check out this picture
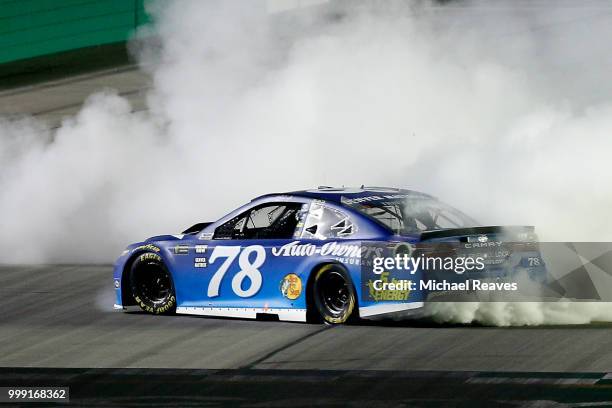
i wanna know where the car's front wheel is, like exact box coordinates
[129,252,176,314]
[312,264,356,324]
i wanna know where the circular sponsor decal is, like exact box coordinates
[280,274,302,300]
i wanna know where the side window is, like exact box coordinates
[247,205,286,229]
[213,203,305,240]
[213,213,247,240]
[301,202,356,240]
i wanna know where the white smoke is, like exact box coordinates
[420,267,612,326]
[425,301,612,326]
[1,0,612,272]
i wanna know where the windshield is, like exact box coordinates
[342,195,478,235]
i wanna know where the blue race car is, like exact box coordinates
[113,187,543,324]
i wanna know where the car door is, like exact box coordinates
[178,200,311,312]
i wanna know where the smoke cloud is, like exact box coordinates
[425,301,612,326]
[2,0,612,268]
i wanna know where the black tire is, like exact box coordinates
[129,252,176,314]
[312,264,356,324]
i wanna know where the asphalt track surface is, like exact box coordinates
[2,264,612,406]
[0,65,148,128]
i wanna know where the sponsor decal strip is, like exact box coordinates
[176,306,306,322]
[174,245,189,255]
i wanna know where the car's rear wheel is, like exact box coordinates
[129,252,176,314]
[312,264,356,324]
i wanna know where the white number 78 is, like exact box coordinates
[207,245,265,298]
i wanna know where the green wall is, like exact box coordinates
[0,0,151,64]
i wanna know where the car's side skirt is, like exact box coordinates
[359,302,425,318]
[176,306,307,322]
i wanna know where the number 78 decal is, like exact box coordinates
[207,245,266,298]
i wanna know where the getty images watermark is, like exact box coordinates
[362,242,612,302]
[370,253,518,292]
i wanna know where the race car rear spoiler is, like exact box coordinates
[420,225,535,241]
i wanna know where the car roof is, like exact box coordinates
[254,186,435,203]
